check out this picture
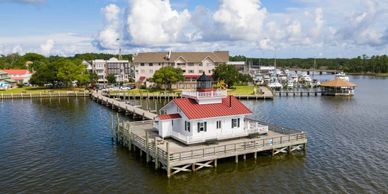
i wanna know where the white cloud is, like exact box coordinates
[213,0,267,41]
[126,0,191,46]
[95,4,121,50]
[3,0,388,58]
[40,39,54,55]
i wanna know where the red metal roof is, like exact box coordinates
[2,69,31,75]
[158,113,182,120]
[173,96,252,120]
[139,76,146,82]
[184,74,200,79]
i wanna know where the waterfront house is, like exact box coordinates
[320,78,357,96]
[154,73,268,144]
[132,51,229,89]
[1,69,32,84]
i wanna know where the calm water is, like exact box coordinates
[1,76,388,194]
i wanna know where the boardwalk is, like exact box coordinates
[0,91,90,99]
[113,119,307,178]
[274,91,322,97]
[91,92,157,120]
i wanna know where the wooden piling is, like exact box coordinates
[146,131,150,163]
[154,137,159,169]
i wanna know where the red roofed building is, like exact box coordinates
[155,73,268,144]
[1,69,32,84]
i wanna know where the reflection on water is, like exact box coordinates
[0,76,387,193]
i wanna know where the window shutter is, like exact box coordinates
[204,122,207,132]
[238,118,240,127]
[197,122,200,133]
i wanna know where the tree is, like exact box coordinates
[29,61,59,86]
[89,72,98,85]
[107,74,116,84]
[149,66,184,89]
[213,64,240,88]
[56,59,90,87]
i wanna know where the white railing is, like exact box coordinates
[181,90,227,99]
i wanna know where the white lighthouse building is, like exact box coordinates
[154,73,268,145]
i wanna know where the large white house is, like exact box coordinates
[154,73,268,144]
[132,51,229,84]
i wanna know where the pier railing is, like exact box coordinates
[181,90,227,99]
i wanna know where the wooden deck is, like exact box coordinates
[91,92,157,120]
[274,91,322,97]
[113,119,307,178]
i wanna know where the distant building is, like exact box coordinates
[1,69,32,84]
[227,61,248,74]
[132,51,229,87]
[86,58,132,83]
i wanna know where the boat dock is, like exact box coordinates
[274,91,323,97]
[112,119,307,178]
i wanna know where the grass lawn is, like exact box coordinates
[227,86,256,96]
[0,87,87,94]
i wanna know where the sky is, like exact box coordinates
[1,0,388,58]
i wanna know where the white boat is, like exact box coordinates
[300,74,312,83]
[268,80,283,89]
[287,80,294,89]
[335,72,349,81]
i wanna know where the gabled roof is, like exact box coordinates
[133,51,229,63]
[321,78,357,87]
[158,113,182,120]
[172,96,252,120]
[2,69,31,75]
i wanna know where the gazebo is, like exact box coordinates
[320,78,357,96]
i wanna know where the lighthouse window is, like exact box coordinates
[232,118,240,128]
[216,120,222,129]
[185,121,191,132]
[197,122,207,132]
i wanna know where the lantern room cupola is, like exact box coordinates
[197,72,213,92]
[181,72,227,105]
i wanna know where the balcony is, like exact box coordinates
[181,90,227,100]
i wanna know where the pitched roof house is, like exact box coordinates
[132,51,229,84]
[154,73,268,144]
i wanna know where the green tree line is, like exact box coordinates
[230,54,388,73]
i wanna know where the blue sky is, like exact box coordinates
[0,0,387,58]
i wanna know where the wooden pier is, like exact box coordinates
[112,118,307,178]
[0,91,90,99]
[91,92,157,120]
[274,91,322,97]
